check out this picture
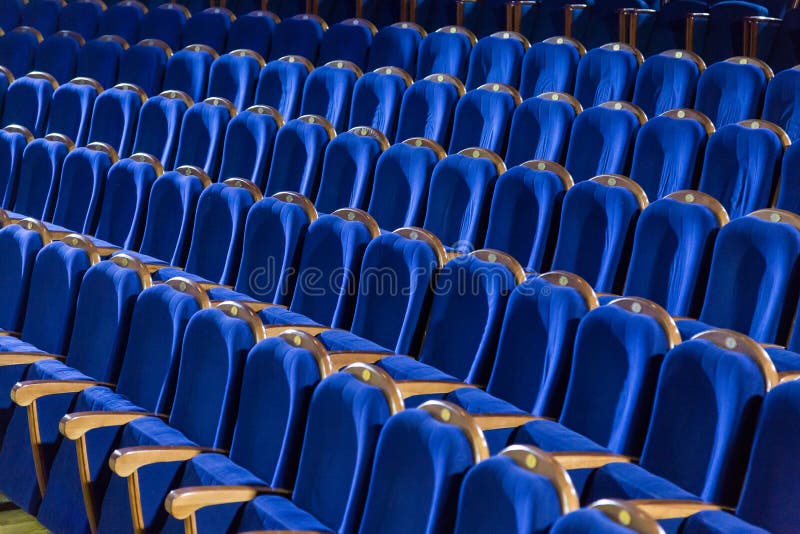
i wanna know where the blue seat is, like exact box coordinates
[76,35,127,89]
[173,97,237,177]
[449,84,520,154]
[632,49,703,119]
[348,66,410,140]
[505,93,579,167]
[86,83,146,158]
[366,22,425,76]
[484,161,572,272]
[20,0,60,36]
[394,74,463,146]
[45,77,102,147]
[117,38,172,97]
[633,0,709,56]
[697,0,769,64]
[299,60,360,132]
[1,72,57,138]
[694,57,771,128]
[98,0,146,44]
[217,104,282,189]
[423,148,504,253]
[0,221,50,333]
[206,49,264,111]
[777,141,800,214]
[574,43,641,109]
[34,31,83,85]
[225,10,278,58]
[551,175,647,293]
[0,26,43,78]
[367,138,443,230]
[269,14,325,62]
[416,25,475,81]
[263,114,335,198]
[317,18,375,69]
[254,55,312,121]
[623,191,726,317]
[130,89,191,170]
[564,101,645,183]
[0,125,33,209]
[58,0,103,39]
[139,2,188,51]
[698,120,786,219]
[550,500,671,533]
[163,44,216,103]
[180,7,234,53]
[465,31,528,90]
[11,134,71,221]
[0,0,21,31]
[761,7,800,72]
[314,126,388,213]
[572,0,650,49]
[519,36,584,99]
[762,66,800,142]
[0,65,11,113]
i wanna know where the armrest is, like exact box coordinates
[626,499,729,519]
[60,411,167,440]
[0,352,63,366]
[0,330,21,337]
[264,324,332,337]
[472,413,543,430]
[550,451,635,470]
[198,282,233,291]
[685,12,710,51]
[165,485,291,520]
[395,380,478,398]
[744,15,782,24]
[110,445,226,477]
[11,379,113,406]
[146,263,176,273]
[564,3,589,37]
[328,350,393,367]
[780,371,800,383]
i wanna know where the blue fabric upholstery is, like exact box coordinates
[254,57,309,122]
[58,1,102,39]
[777,142,800,214]
[0,126,30,209]
[12,136,69,221]
[2,75,55,138]
[21,0,59,36]
[76,37,125,89]
[118,42,170,97]
[139,5,187,50]
[505,95,576,167]
[269,15,324,62]
[87,86,144,158]
[51,145,114,234]
[46,81,100,147]
[632,52,701,118]
[315,129,384,213]
[574,46,639,109]
[366,23,423,76]
[423,152,499,252]
[317,20,373,69]
[395,77,460,146]
[551,508,645,533]
[300,64,358,133]
[699,1,768,64]
[763,7,800,72]
[449,86,516,154]
[207,52,261,111]
[763,68,800,142]
[180,8,231,52]
[0,29,38,78]
[0,224,45,332]
[551,179,642,293]
[173,100,233,177]
[263,117,331,198]
[98,2,145,44]
[225,12,276,58]
[416,30,472,80]
[519,39,581,99]
[0,0,20,31]
[34,32,81,85]
[131,92,189,170]
[163,47,215,103]
[348,70,407,139]
[572,0,649,49]
[367,141,440,230]
[484,165,567,273]
[698,122,783,219]
[218,107,280,189]
[564,105,641,183]
[465,34,525,90]
[630,114,708,199]
[694,59,768,128]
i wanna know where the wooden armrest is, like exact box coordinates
[328,350,393,367]
[59,411,167,440]
[759,343,784,349]
[165,485,291,520]
[197,282,233,291]
[145,263,175,273]
[687,12,709,19]
[264,324,332,337]
[550,451,634,470]
[596,292,619,298]
[0,330,21,337]
[395,380,477,398]
[627,499,729,520]
[671,315,693,321]
[94,245,120,257]
[11,379,113,406]
[780,371,800,383]
[109,445,226,477]
[0,352,63,366]
[472,413,543,430]
[631,8,656,13]
[209,301,286,312]
[743,15,782,24]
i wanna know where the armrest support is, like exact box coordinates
[165,485,291,520]
[60,411,167,440]
[11,380,113,406]
[685,12,709,51]
[565,3,589,37]
[264,324,332,337]
[472,413,543,430]
[626,499,729,519]
[395,380,478,398]
[110,445,226,477]
[550,451,635,470]
[328,350,393,367]
[0,352,64,366]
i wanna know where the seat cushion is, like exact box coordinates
[238,494,331,532]
[583,461,701,504]
[376,355,458,381]
[258,306,321,327]
[682,510,770,534]
[676,318,714,340]
[317,329,392,352]
[512,419,610,453]
[765,347,800,372]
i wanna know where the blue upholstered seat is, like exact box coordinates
[12,134,71,221]
[504,93,578,167]
[761,7,800,72]
[87,84,145,158]
[76,36,127,89]
[1,73,57,138]
[131,90,191,170]
[58,0,103,39]
[217,105,282,189]
[348,67,409,140]
[394,74,462,146]
[572,0,649,49]
[225,11,277,58]
[632,50,703,119]
[763,67,800,142]
[449,84,519,154]
[139,3,188,51]
[46,79,101,147]
[98,1,145,44]
[0,222,49,333]
[697,1,769,64]
[0,0,21,31]
[317,18,374,69]
[551,502,666,533]
[634,0,708,56]
[694,57,771,128]
[366,22,424,76]
[263,115,334,198]
[465,31,527,90]
[299,61,360,133]
[173,97,236,177]
[21,0,60,36]
[206,49,264,111]
[574,43,640,109]
[0,27,41,78]
[0,125,32,209]
[416,26,475,81]
[180,7,233,53]
[163,44,216,103]
[269,14,325,62]
[254,55,311,122]
[34,31,82,85]
[519,37,583,99]
[117,39,171,97]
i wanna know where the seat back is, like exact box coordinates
[254,55,311,122]
[131,89,191,170]
[574,43,642,109]
[207,49,264,111]
[21,0,60,36]
[0,125,33,209]
[117,38,172,96]
[76,35,128,89]
[98,0,145,44]
[34,31,83,85]
[395,74,463,146]
[300,61,360,132]
[163,44,217,102]
[180,7,233,53]
[348,67,410,140]
[58,0,103,39]
[12,134,72,220]
[317,18,374,69]
[46,77,102,146]
[173,96,237,177]
[2,72,58,138]
[694,57,771,128]
[366,22,425,76]
[87,83,146,158]
[700,1,768,64]
[416,26,475,81]
[0,26,41,78]
[218,104,282,189]
[519,37,583,99]
[505,93,579,167]
[139,3,188,50]
[225,11,277,58]
[632,50,703,118]
[449,84,520,154]
[0,220,50,332]
[764,7,800,71]
[465,31,528,90]
[0,0,21,31]
[269,14,326,62]
[777,141,800,214]
[762,66,800,142]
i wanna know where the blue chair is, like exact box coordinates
[633,0,708,56]
[632,49,704,119]
[1,72,57,138]
[34,31,83,85]
[573,43,642,109]
[139,3,188,52]
[696,0,768,64]
[760,7,800,72]
[762,66,800,142]
[225,10,278,58]
[117,38,172,97]
[366,22,425,76]
[76,35,128,89]
[571,0,650,49]
[45,77,102,147]
[416,26,476,81]
[0,26,42,78]
[519,36,584,98]
[317,18,375,69]
[217,104,282,189]
[130,89,192,170]
[173,97,237,177]
[0,220,51,334]
[269,14,326,62]
[206,49,264,111]
[465,31,528,90]
[58,0,103,39]
[0,0,21,31]
[394,74,464,146]
[299,60,360,132]
[254,54,312,121]
[20,0,60,36]
[11,133,72,221]
[86,83,146,158]
[550,499,671,533]
[98,0,146,44]
[0,125,33,209]
[514,0,585,42]
[180,7,233,53]
[505,92,580,167]
[0,65,11,115]
[348,66,410,140]
[777,141,800,214]
[694,57,772,128]
[163,44,217,103]
[449,83,520,154]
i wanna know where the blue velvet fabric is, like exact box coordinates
[551,179,641,293]
[51,146,114,234]
[694,60,767,128]
[173,100,233,177]
[505,95,576,167]
[254,57,310,122]
[217,108,279,189]
[699,1,768,64]
[317,21,373,69]
[263,117,331,198]
[423,152,499,252]
[0,225,44,332]
[357,408,476,533]
[464,34,524,90]
[0,30,38,78]
[1,75,55,138]
[139,5,187,50]
[632,53,701,119]
[367,141,439,230]
[315,130,383,213]
[225,12,276,58]
[76,38,125,89]
[269,15,324,62]
[300,65,358,133]
[163,47,215,103]
[21,0,60,36]
[34,33,80,85]
[0,127,29,209]
[232,196,311,305]
[131,93,189,170]
[624,197,718,317]
[629,114,708,199]
[395,77,460,146]
[573,47,638,109]
[778,141,800,216]
[12,137,69,221]
[564,105,641,184]
[519,40,580,99]
[763,68,800,142]
[416,30,472,80]
[698,122,782,219]
[46,81,100,147]
[551,508,644,533]
[118,43,168,98]
[0,0,20,31]
[58,1,101,39]
[87,87,143,159]
[180,9,231,53]
[137,171,205,266]
[348,70,407,140]
[207,53,261,111]
[98,2,145,44]
[483,166,567,272]
[366,24,422,76]
[449,87,516,154]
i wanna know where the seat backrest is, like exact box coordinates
[163,44,217,102]
[51,142,117,234]
[636,0,708,56]
[139,3,188,51]
[348,67,410,140]
[573,43,642,109]
[564,101,645,184]
[34,31,83,85]
[12,133,72,220]
[762,66,800,142]
[551,176,647,293]
[131,89,191,170]
[317,18,374,69]
[46,77,101,146]
[765,7,800,71]
[624,191,726,317]
[394,74,463,146]
[315,126,388,213]
[449,84,519,154]
[254,55,312,121]
[366,22,425,76]
[694,57,771,128]
[173,96,237,177]
[573,0,649,49]
[269,14,326,62]
[76,35,128,89]
[698,120,786,219]
[21,0,60,36]
[484,161,572,272]
[300,61,360,132]
[98,0,145,44]
[367,138,444,230]
[632,50,703,118]
[0,221,49,332]
[519,37,583,99]
[0,0,21,31]
[2,72,58,138]
[505,93,579,167]
[117,38,172,97]
[218,104,282,189]
[180,7,234,53]
[0,125,32,209]
[58,0,103,39]
[465,31,528,90]
[701,1,768,64]
[416,26,475,81]
[0,26,42,78]
[207,48,264,111]
[87,83,146,158]
[225,11,277,58]
[777,141,800,214]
